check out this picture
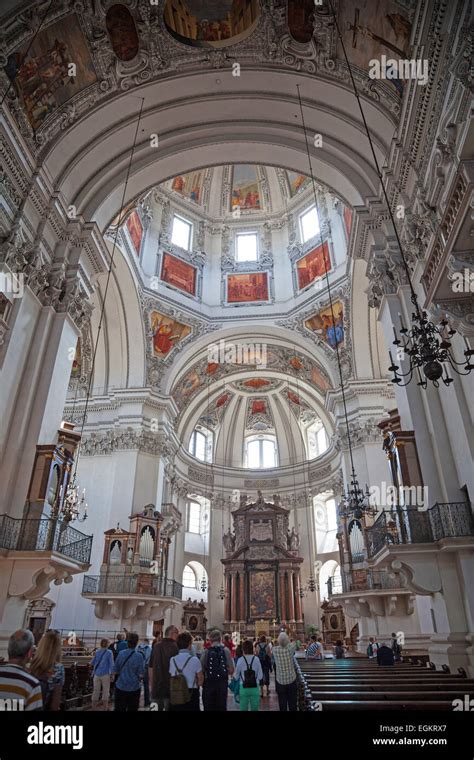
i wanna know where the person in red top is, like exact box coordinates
[204,636,212,650]
[223,634,235,659]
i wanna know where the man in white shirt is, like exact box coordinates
[169,631,203,711]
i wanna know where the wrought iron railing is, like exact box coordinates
[366,502,473,558]
[0,515,92,564]
[327,569,407,595]
[82,574,183,598]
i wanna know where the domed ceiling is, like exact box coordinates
[159,164,313,220]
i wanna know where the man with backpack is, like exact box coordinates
[390,632,402,662]
[200,629,234,711]
[233,639,264,712]
[113,632,145,711]
[168,631,203,711]
[137,637,152,707]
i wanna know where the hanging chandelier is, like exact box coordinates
[338,472,378,522]
[324,0,473,389]
[60,473,88,523]
[216,582,226,601]
[390,310,474,387]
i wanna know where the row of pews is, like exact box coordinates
[296,658,474,711]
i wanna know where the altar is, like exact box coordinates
[221,492,304,636]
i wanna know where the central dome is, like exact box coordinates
[160,164,313,221]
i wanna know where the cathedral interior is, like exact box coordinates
[0,0,473,729]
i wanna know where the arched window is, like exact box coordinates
[307,419,329,459]
[182,564,197,589]
[245,435,278,468]
[189,427,213,462]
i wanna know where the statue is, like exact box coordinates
[288,527,300,552]
[223,530,235,553]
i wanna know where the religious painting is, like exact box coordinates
[151,311,191,357]
[296,241,331,290]
[125,210,143,255]
[70,339,81,379]
[227,272,269,303]
[288,0,315,44]
[161,252,197,296]
[251,399,267,415]
[170,170,205,204]
[249,571,276,619]
[286,389,301,405]
[163,0,260,49]
[310,365,331,392]
[5,15,97,130]
[287,171,311,197]
[231,165,261,212]
[179,369,201,399]
[337,1,413,95]
[243,378,271,390]
[216,392,230,408]
[250,519,273,543]
[343,206,353,239]
[305,301,345,349]
[106,4,139,62]
[289,356,303,371]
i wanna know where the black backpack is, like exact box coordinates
[242,656,257,689]
[205,646,228,681]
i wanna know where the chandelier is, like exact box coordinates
[59,473,88,523]
[390,307,474,388]
[338,472,378,521]
[216,582,226,601]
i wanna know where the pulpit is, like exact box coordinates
[222,491,304,636]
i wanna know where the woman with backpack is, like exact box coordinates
[255,635,272,697]
[233,639,263,712]
[29,630,65,711]
[90,638,114,710]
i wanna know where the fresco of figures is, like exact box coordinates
[161,252,197,296]
[163,0,260,48]
[296,241,331,290]
[231,164,261,212]
[5,15,97,130]
[151,311,191,357]
[305,301,345,350]
[227,272,269,303]
[125,211,143,255]
[170,171,206,204]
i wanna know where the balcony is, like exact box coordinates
[366,502,473,559]
[327,569,407,595]
[82,574,182,599]
[0,515,93,565]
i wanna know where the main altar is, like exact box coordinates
[221,492,304,637]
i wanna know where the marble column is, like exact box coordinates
[279,572,287,622]
[225,573,231,622]
[294,573,303,622]
[230,572,238,622]
[287,571,295,622]
[239,573,245,620]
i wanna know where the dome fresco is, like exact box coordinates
[163,0,260,49]
[164,165,313,218]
